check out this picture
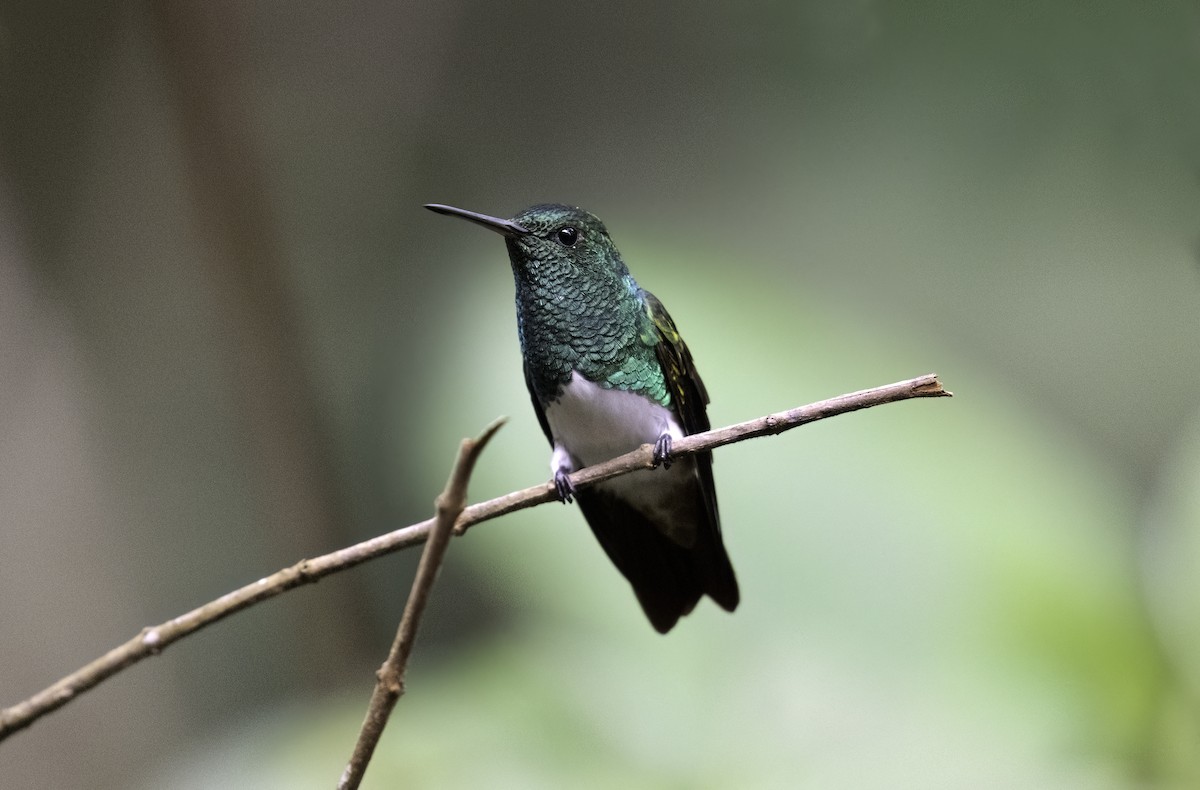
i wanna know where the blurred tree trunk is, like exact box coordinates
[147,0,367,654]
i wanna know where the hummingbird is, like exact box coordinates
[425,202,738,633]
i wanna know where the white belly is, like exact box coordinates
[544,373,695,539]
[544,373,682,468]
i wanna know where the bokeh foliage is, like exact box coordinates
[1,1,1198,788]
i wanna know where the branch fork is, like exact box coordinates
[0,373,952,772]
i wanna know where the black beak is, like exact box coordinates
[424,204,531,236]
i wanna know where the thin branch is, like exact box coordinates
[0,373,951,742]
[337,418,504,790]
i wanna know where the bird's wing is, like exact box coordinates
[641,290,710,435]
[523,362,554,445]
[641,290,738,613]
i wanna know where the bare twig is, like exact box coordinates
[337,418,504,789]
[0,373,950,742]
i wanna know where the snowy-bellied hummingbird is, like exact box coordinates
[425,203,738,633]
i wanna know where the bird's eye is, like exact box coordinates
[556,227,579,247]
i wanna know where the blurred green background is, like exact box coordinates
[2,1,1199,788]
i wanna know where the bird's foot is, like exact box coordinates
[553,467,575,504]
[652,433,673,469]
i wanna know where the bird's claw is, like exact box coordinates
[652,433,673,469]
[554,468,575,504]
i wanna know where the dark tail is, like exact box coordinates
[576,486,738,633]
